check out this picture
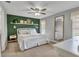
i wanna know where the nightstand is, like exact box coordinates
[8,35,17,42]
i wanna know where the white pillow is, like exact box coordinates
[31,29,38,35]
[18,30,31,34]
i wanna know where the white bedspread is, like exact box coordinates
[18,34,48,51]
[54,36,79,56]
[17,28,49,51]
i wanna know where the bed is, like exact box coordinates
[54,36,79,57]
[17,28,49,51]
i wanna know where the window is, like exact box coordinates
[40,20,46,34]
[71,11,79,36]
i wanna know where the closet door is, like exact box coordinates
[54,16,64,41]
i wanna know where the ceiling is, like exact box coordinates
[1,1,79,19]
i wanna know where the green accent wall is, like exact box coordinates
[7,14,40,41]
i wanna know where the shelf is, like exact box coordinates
[10,23,38,26]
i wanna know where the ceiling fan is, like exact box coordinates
[5,1,47,16]
[24,7,47,16]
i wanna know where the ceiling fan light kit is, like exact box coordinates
[35,13,40,16]
[27,7,47,16]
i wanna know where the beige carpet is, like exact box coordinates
[2,42,59,57]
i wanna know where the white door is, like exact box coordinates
[55,16,64,40]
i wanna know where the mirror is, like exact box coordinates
[54,16,64,41]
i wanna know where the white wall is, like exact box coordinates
[41,9,72,41]
[0,3,7,51]
[41,16,55,41]
[1,9,7,51]
[54,11,72,40]
[0,6,1,56]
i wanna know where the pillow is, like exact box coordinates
[18,30,31,35]
[31,29,38,35]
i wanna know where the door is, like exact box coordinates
[54,16,64,41]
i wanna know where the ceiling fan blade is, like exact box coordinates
[5,1,11,3]
[41,13,46,15]
[31,8,39,11]
[41,8,47,11]
[31,8,35,10]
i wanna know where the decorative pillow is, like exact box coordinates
[31,29,38,35]
[17,28,38,35]
[18,30,31,35]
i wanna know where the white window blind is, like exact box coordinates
[72,16,79,36]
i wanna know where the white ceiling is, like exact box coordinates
[1,1,79,19]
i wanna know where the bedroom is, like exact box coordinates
[0,1,79,57]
